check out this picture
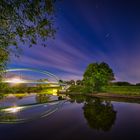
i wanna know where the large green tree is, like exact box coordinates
[0,0,56,79]
[83,62,115,92]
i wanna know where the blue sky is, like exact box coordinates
[9,0,140,83]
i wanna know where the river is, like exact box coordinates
[0,94,140,140]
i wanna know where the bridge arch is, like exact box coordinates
[5,68,60,83]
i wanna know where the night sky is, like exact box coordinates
[9,0,140,83]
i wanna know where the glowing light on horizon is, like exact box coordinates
[52,89,58,94]
[3,77,27,84]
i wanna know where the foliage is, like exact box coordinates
[66,80,75,85]
[0,0,56,48]
[68,85,85,93]
[136,83,140,86]
[76,80,83,85]
[68,85,140,95]
[59,79,64,83]
[0,48,9,76]
[111,81,132,86]
[36,94,49,103]
[0,85,43,94]
[0,0,57,82]
[104,86,140,95]
[0,83,9,97]
[83,62,114,92]
[0,93,4,99]
[83,98,116,131]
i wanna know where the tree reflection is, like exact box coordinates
[69,94,90,103]
[36,94,49,103]
[0,110,17,122]
[83,98,116,131]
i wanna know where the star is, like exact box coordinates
[105,33,111,39]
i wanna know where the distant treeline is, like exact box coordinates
[111,81,140,86]
[64,80,140,86]
[0,86,43,94]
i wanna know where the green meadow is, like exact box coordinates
[104,86,140,95]
[68,85,140,96]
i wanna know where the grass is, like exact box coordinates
[104,86,140,95]
[68,85,84,93]
[3,93,28,98]
[68,85,140,96]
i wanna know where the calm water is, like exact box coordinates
[1,94,140,140]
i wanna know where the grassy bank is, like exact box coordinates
[68,85,140,96]
[104,86,140,95]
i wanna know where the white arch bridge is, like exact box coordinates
[3,68,68,89]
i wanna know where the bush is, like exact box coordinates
[111,81,132,86]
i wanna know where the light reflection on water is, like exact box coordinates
[0,94,65,123]
[0,94,58,107]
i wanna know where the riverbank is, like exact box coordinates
[68,85,140,99]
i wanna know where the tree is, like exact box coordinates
[112,81,132,86]
[66,80,75,85]
[76,80,83,85]
[83,62,115,92]
[136,83,140,86]
[0,0,57,80]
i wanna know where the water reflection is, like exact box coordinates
[83,98,116,131]
[0,113,17,122]
[69,95,116,131]
[0,93,116,125]
[0,106,20,122]
[69,94,89,103]
[36,94,49,103]
[0,93,65,123]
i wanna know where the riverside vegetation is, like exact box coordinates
[68,62,140,97]
[1,62,140,98]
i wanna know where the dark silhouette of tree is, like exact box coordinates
[66,80,75,85]
[0,0,57,80]
[136,83,140,86]
[83,98,116,131]
[112,81,132,86]
[76,80,83,85]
